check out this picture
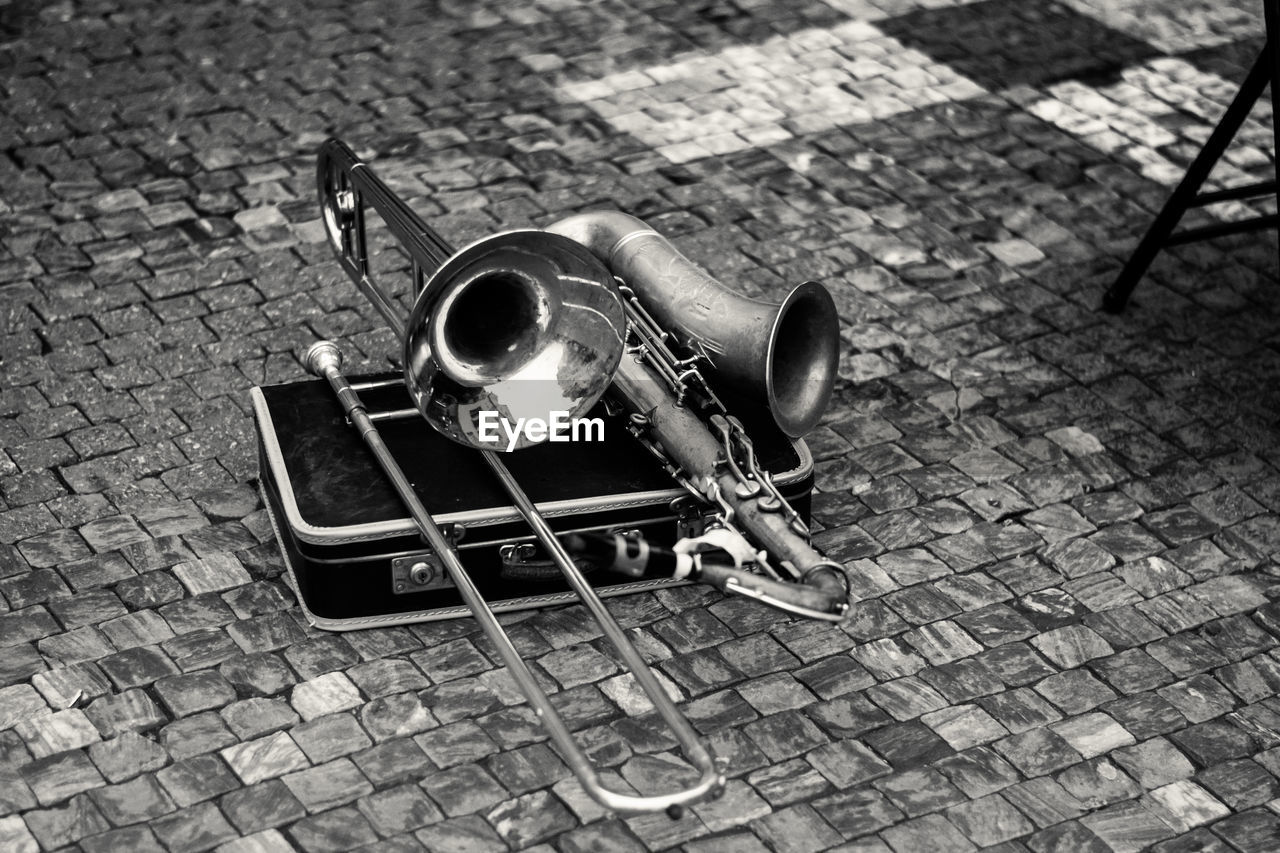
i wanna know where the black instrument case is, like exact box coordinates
[253,374,815,629]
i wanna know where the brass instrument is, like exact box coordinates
[315,139,721,816]
[310,137,849,815]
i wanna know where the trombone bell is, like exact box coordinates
[403,230,626,451]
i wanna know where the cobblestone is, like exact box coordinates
[2,0,1280,849]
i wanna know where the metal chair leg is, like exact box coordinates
[1103,36,1275,312]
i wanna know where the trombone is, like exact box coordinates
[311,139,724,816]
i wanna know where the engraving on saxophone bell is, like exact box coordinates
[475,410,605,452]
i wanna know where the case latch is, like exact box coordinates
[391,553,452,594]
[499,542,539,567]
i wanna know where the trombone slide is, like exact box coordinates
[303,341,725,815]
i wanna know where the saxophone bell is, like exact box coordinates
[546,212,841,437]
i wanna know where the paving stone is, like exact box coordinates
[221,697,300,741]
[87,730,168,783]
[154,754,238,807]
[101,609,176,651]
[84,688,166,738]
[922,703,1009,750]
[21,751,105,806]
[416,720,499,769]
[412,637,492,683]
[979,643,1058,686]
[806,738,892,789]
[1080,797,1177,852]
[1147,780,1232,831]
[1026,819,1111,853]
[487,790,578,848]
[48,588,125,628]
[1195,757,1280,809]
[1051,712,1136,758]
[155,670,237,717]
[852,638,927,680]
[290,671,362,722]
[352,738,434,788]
[1031,624,1114,668]
[996,725,1084,777]
[1105,736,1196,791]
[219,653,297,697]
[1159,674,1238,723]
[867,676,948,721]
[21,789,110,849]
[80,824,168,853]
[415,813,507,853]
[876,767,966,817]
[345,658,430,699]
[881,812,977,852]
[360,690,437,742]
[16,708,102,758]
[98,645,180,689]
[751,802,841,853]
[885,585,961,626]
[160,593,237,634]
[1058,757,1143,808]
[814,787,904,839]
[1170,719,1258,766]
[288,712,370,764]
[720,634,802,677]
[1205,808,1280,852]
[282,757,372,812]
[1035,669,1119,715]
[954,605,1038,647]
[219,780,306,834]
[946,792,1035,847]
[159,712,238,761]
[486,741,566,796]
[863,720,955,770]
[148,799,240,850]
[1091,648,1176,693]
[903,620,984,665]
[476,705,549,751]
[213,828,297,853]
[0,814,40,852]
[748,758,833,808]
[356,782,442,836]
[420,763,508,817]
[680,690,756,737]
[220,732,309,785]
[935,746,1023,799]
[89,773,175,824]
[1104,692,1191,741]
[1084,606,1167,650]
[980,687,1064,734]
[163,627,242,672]
[743,710,829,762]
[919,658,1004,703]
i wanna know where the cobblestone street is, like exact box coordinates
[3,0,1280,850]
